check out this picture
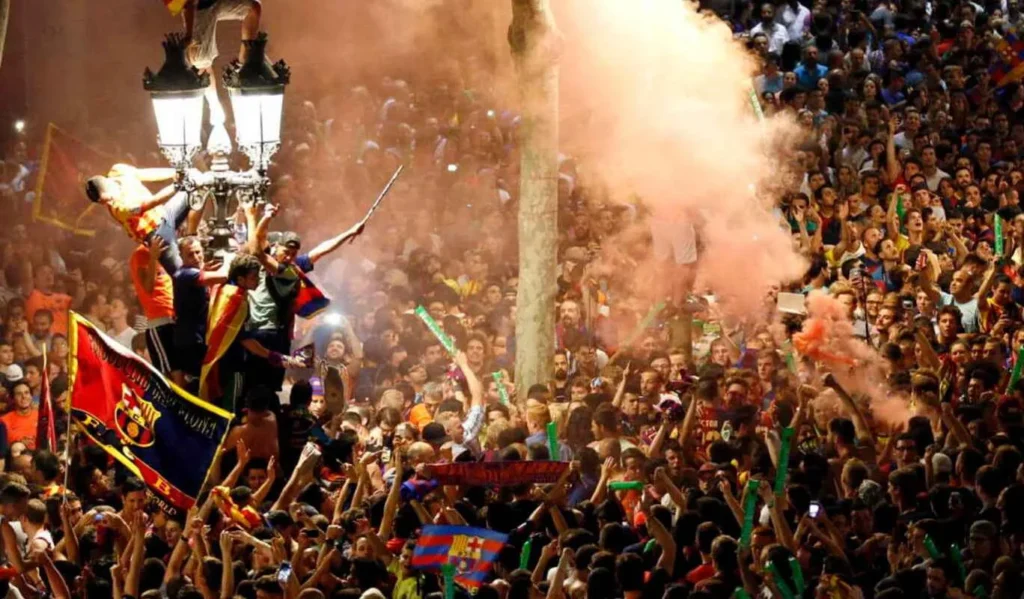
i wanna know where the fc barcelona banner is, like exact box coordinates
[67,313,232,511]
[428,461,569,487]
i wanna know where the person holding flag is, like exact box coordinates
[239,202,367,396]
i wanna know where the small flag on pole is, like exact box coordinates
[163,0,188,16]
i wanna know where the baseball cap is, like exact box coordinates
[970,520,998,541]
[279,231,302,249]
[422,422,450,446]
[3,364,23,383]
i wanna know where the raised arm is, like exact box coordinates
[885,116,901,184]
[645,506,677,576]
[378,452,403,539]
[886,189,902,241]
[125,513,146,599]
[138,184,180,214]
[824,375,874,448]
[252,455,278,506]
[40,553,71,599]
[307,221,366,265]
[132,166,178,183]
[974,263,999,303]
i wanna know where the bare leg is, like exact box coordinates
[202,71,226,127]
[239,0,262,62]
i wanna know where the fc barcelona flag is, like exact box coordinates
[67,313,232,511]
[410,525,508,590]
[294,270,329,319]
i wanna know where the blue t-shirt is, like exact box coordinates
[172,267,209,346]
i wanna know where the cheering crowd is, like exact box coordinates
[7,0,1024,598]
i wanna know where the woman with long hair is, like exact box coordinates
[559,405,595,461]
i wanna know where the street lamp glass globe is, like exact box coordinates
[150,90,205,166]
[229,88,283,148]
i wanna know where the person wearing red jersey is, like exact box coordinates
[85,164,198,277]
[128,238,177,377]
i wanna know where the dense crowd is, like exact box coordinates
[6,0,1024,598]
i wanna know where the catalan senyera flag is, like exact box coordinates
[199,284,250,400]
[410,525,508,590]
[163,0,187,16]
[68,313,232,511]
[32,123,110,237]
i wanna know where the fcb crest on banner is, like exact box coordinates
[114,384,160,448]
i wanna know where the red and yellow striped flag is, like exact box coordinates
[199,284,249,401]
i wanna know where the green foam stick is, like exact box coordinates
[415,306,457,356]
[519,539,532,570]
[608,481,644,491]
[547,422,559,459]
[950,543,967,583]
[644,539,657,553]
[492,372,511,405]
[740,480,759,548]
[923,535,943,560]
[441,564,455,599]
[1009,346,1024,391]
[781,340,797,373]
[996,215,1005,257]
[733,588,753,599]
[974,585,988,599]
[764,562,795,599]
[788,556,806,594]
[774,427,794,497]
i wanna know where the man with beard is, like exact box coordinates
[316,328,362,413]
[555,299,589,350]
[551,349,570,402]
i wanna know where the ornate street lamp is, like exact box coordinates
[143,34,208,170]
[143,31,289,253]
[224,33,290,174]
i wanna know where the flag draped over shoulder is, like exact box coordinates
[411,525,508,590]
[32,123,109,237]
[36,349,57,452]
[68,313,232,511]
[199,285,249,400]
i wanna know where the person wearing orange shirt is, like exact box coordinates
[408,382,444,431]
[2,382,38,450]
[85,164,198,276]
[129,239,178,378]
[24,265,72,337]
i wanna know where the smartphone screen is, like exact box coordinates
[809,501,821,518]
[277,563,292,585]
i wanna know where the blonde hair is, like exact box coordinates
[526,402,551,430]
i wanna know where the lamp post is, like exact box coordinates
[143,32,289,252]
